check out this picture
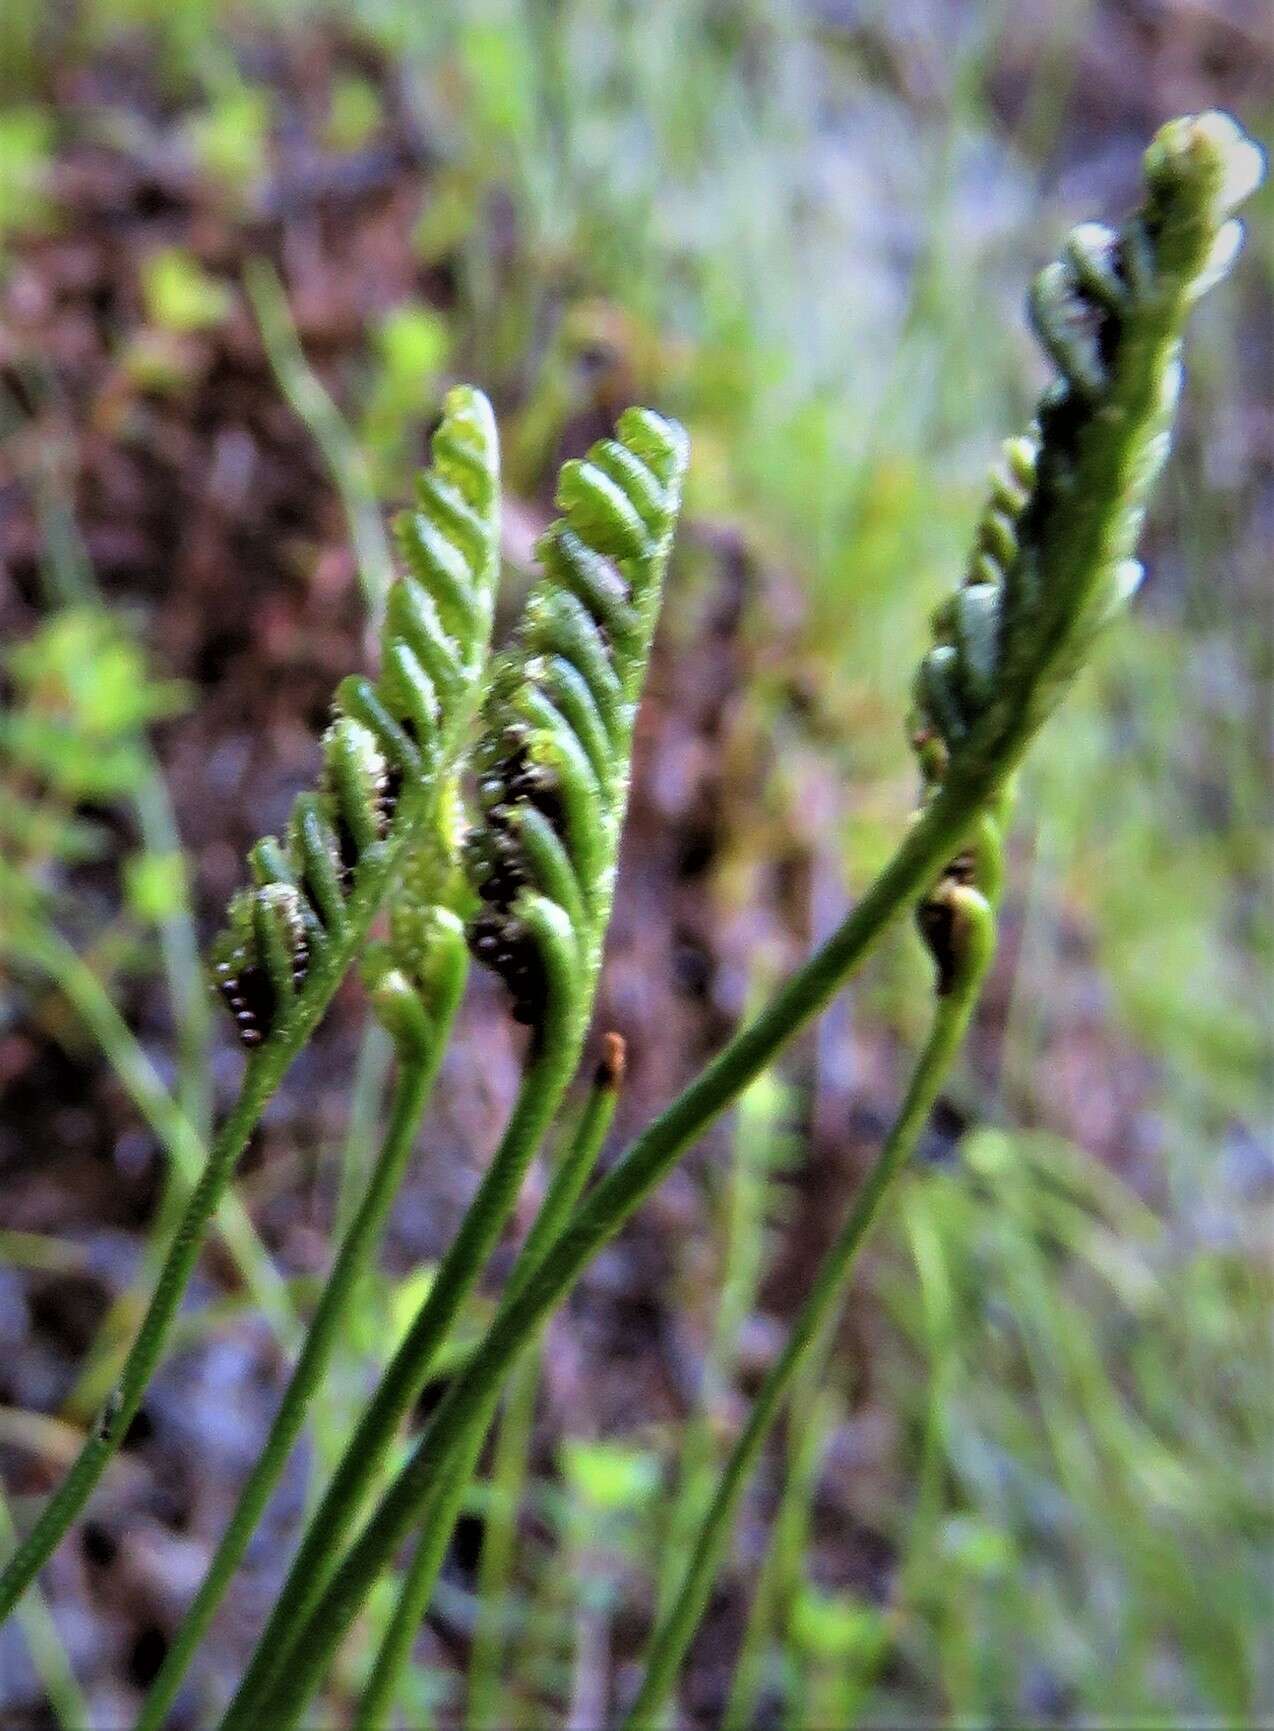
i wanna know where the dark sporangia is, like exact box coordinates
[207,387,501,1049]
[464,407,689,1030]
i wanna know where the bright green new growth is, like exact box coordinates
[912,111,1263,790]
[211,383,502,1053]
[0,384,501,1623]
[223,112,1262,1731]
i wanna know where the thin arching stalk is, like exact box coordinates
[0,1056,276,1622]
[134,953,466,1731]
[367,1039,626,1730]
[719,1346,836,1731]
[461,1347,540,1730]
[654,1052,784,1625]
[620,887,997,1726]
[0,1489,87,1731]
[5,361,215,1143]
[245,260,395,634]
[217,1027,587,1731]
[504,1035,629,1312]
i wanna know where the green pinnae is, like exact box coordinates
[465,407,688,1031]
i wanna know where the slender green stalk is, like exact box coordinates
[130,767,214,1141]
[0,1488,88,1731]
[720,1355,836,1731]
[369,1037,626,1730]
[333,1020,397,1242]
[246,259,395,631]
[0,1054,275,1621]
[463,1347,541,1730]
[5,365,220,1409]
[620,892,996,1727]
[0,1231,92,1277]
[134,956,466,1731]
[311,1017,397,1499]
[6,361,214,1141]
[505,1034,628,1309]
[1,911,293,1340]
[654,1059,782,1621]
[219,1014,586,1731]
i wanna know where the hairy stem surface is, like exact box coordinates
[0,1060,273,1620]
[136,998,458,1731]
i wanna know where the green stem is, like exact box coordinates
[230,769,999,1729]
[220,1004,589,1731]
[0,1487,88,1731]
[12,361,214,1142]
[312,1017,397,1500]
[621,912,994,1728]
[0,1058,274,1622]
[506,1037,627,1309]
[362,1045,624,1730]
[3,917,293,1342]
[0,747,458,1621]
[135,987,460,1731]
[654,1057,779,1622]
[720,1355,836,1731]
[333,1021,397,1243]
[462,1347,540,1730]
[130,767,214,1142]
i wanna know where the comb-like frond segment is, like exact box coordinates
[911,112,1263,788]
[907,111,1262,990]
[211,387,500,1050]
[465,408,689,1030]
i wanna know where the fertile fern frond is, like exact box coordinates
[464,408,689,1033]
[210,386,500,1052]
[911,111,1263,796]
[909,111,1263,992]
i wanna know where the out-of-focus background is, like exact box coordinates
[0,2,1270,1726]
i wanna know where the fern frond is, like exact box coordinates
[909,110,1262,985]
[464,407,689,1031]
[209,386,500,1050]
[911,111,1263,794]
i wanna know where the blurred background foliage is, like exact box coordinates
[0,0,1270,1725]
